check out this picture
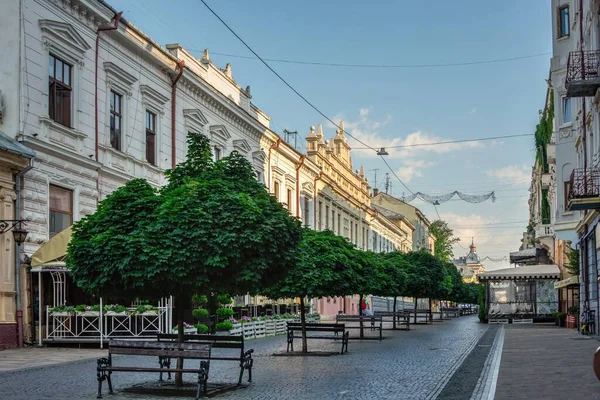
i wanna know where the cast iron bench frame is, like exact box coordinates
[286,322,349,354]
[335,315,383,340]
[157,333,253,385]
[96,339,211,399]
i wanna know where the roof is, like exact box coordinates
[509,248,537,258]
[0,132,35,158]
[478,264,560,280]
[371,204,406,220]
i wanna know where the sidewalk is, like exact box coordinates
[494,324,600,400]
[0,347,105,372]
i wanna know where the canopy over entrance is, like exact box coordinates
[478,264,560,280]
[31,226,72,268]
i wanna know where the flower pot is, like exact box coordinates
[78,311,100,317]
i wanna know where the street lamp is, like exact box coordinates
[0,220,29,245]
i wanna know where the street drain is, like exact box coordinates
[430,348,450,351]
[478,344,491,347]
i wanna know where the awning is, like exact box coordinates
[30,261,67,273]
[31,226,72,267]
[554,275,580,289]
[478,264,560,280]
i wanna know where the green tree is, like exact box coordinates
[403,250,446,310]
[68,133,301,384]
[429,220,460,263]
[381,251,409,329]
[565,247,580,276]
[263,229,360,353]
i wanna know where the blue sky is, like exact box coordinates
[110,0,551,269]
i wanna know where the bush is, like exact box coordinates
[216,307,233,320]
[191,294,207,306]
[192,308,209,320]
[215,321,233,331]
[217,294,233,305]
[554,312,567,319]
[195,323,209,334]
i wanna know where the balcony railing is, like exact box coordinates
[568,168,600,211]
[565,51,600,97]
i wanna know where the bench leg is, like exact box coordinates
[96,358,110,399]
[159,356,172,381]
[195,360,209,399]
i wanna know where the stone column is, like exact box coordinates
[0,184,17,348]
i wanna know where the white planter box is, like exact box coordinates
[50,312,73,317]
[242,322,255,339]
[254,321,266,338]
[78,311,100,317]
[105,311,128,317]
[140,311,159,316]
[265,320,276,336]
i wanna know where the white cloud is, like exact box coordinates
[359,107,370,117]
[469,107,477,114]
[486,165,531,184]
[396,160,436,182]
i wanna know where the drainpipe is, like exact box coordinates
[15,159,33,348]
[94,12,122,204]
[295,155,306,219]
[170,60,185,168]
[313,172,323,230]
[267,138,282,191]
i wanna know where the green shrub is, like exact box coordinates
[217,294,233,305]
[216,307,233,320]
[76,304,86,312]
[192,308,209,320]
[195,323,209,334]
[191,294,207,306]
[215,321,233,331]
[554,312,566,319]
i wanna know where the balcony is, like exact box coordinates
[567,168,600,211]
[535,224,554,238]
[566,51,600,97]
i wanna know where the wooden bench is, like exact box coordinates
[286,322,348,354]
[441,307,460,318]
[407,309,432,324]
[96,340,211,399]
[157,334,253,386]
[335,315,383,340]
[374,311,411,331]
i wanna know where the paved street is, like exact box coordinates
[0,316,488,400]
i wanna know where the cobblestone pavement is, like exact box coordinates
[0,316,487,400]
[494,324,600,400]
[0,347,105,372]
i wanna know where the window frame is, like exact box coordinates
[213,146,222,162]
[562,96,572,126]
[110,90,123,151]
[145,110,157,165]
[48,54,73,127]
[274,181,280,200]
[557,5,570,38]
[287,188,293,213]
[49,184,73,238]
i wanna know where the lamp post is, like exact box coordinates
[0,219,29,245]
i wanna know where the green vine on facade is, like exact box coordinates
[535,92,554,174]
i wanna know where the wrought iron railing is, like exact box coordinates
[566,51,600,89]
[569,168,600,201]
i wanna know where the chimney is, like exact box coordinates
[373,188,379,197]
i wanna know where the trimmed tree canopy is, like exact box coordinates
[67,132,301,301]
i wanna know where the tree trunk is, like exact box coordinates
[358,294,364,339]
[175,296,184,386]
[208,293,218,333]
[414,298,418,324]
[300,296,308,353]
[392,296,397,330]
[429,298,433,323]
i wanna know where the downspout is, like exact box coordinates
[95,12,122,203]
[170,60,185,169]
[267,138,282,191]
[313,172,323,230]
[15,159,33,348]
[295,155,306,219]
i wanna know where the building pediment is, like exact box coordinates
[39,19,91,55]
[233,139,251,154]
[302,182,314,193]
[183,109,209,133]
[140,85,169,106]
[252,149,267,164]
[209,125,231,146]
[103,62,137,87]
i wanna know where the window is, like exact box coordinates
[304,197,310,226]
[213,147,221,161]
[563,97,572,125]
[145,111,156,165]
[274,181,280,200]
[325,205,330,229]
[558,5,570,38]
[318,201,323,230]
[338,214,341,234]
[48,55,72,127]
[350,222,353,243]
[355,223,358,244]
[287,189,293,213]
[332,209,335,231]
[564,180,572,211]
[49,185,72,238]
[362,227,365,249]
[256,171,262,184]
[110,91,122,150]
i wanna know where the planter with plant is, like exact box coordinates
[554,312,567,327]
[134,304,159,315]
[228,317,242,335]
[76,304,101,317]
[172,322,196,334]
[192,308,209,322]
[215,321,233,336]
[104,304,129,316]
[254,317,266,338]
[264,316,276,335]
[194,323,209,334]
[50,305,76,316]
[216,307,233,322]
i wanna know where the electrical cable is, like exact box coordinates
[352,133,533,150]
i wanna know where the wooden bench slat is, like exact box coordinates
[102,367,205,373]
[110,347,211,359]
[158,334,244,343]
[109,340,210,351]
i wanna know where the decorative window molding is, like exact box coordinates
[285,173,296,186]
[183,109,209,135]
[139,85,168,115]
[301,182,314,197]
[104,62,137,97]
[209,125,231,148]
[39,19,91,61]
[233,139,251,155]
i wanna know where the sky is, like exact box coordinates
[109,0,551,270]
